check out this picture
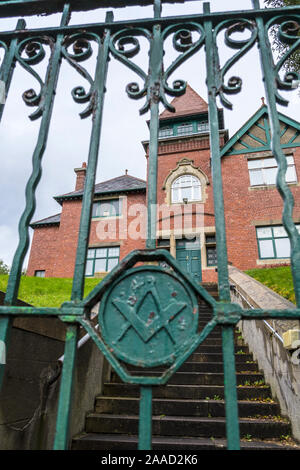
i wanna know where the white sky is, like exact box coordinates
[0,0,299,268]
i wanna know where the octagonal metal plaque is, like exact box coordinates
[98,265,199,368]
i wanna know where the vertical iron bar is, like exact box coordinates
[137,0,163,450]
[203,2,240,450]
[0,18,25,122]
[146,100,160,250]
[0,3,71,389]
[221,326,240,449]
[146,12,163,249]
[53,323,78,450]
[53,12,113,450]
[71,11,113,301]
[138,385,153,450]
[203,3,230,302]
[252,0,300,306]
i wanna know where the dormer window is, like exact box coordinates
[171,175,201,203]
[159,126,173,138]
[197,121,209,132]
[177,122,194,136]
[158,118,209,139]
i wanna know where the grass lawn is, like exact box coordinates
[245,265,295,304]
[0,275,101,307]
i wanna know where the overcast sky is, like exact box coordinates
[0,0,299,268]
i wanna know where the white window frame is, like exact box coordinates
[248,155,297,187]
[171,174,202,203]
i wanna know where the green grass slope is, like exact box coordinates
[245,266,295,304]
[0,275,100,307]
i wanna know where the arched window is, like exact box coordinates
[171,175,201,203]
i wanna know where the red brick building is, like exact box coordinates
[27,85,300,283]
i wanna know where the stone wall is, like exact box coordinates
[0,296,108,450]
[228,265,300,441]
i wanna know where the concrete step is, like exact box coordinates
[193,337,243,346]
[72,433,297,451]
[102,383,273,401]
[194,345,249,353]
[189,352,254,363]
[95,396,281,418]
[71,278,297,450]
[112,371,265,386]
[85,413,291,439]
[127,361,259,373]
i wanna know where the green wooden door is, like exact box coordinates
[176,238,202,282]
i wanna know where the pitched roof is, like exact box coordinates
[30,213,61,228]
[220,105,300,157]
[159,84,208,121]
[54,173,146,204]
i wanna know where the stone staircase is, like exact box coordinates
[72,284,299,450]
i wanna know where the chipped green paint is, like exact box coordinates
[0,0,299,452]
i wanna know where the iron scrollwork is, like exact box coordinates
[266,15,300,106]
[109,27,152,114]
[15,36,55,120]
[213,19,258,109]
[61,32,102,119]
[109,22,205,114]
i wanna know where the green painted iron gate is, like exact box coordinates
[0,0,299,451]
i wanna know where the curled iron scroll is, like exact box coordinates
[15,36,55,120]
[265,15,300,106]
[161,22,206,112]
[62,32,101,119]
[213,19,258,109]
[110,22,205,114]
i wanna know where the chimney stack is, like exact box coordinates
[74,162,87,191]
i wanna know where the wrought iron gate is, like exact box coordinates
[0,0,299,451]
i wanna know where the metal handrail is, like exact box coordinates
[230,283,283,344]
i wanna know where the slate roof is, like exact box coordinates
[30,213,61,228]
[54,174,146,205]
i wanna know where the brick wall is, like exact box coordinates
[27,225,60,277]
[28,143,300,281]
[28,192,146,278]
[222,146,300,271]
[154,138,218,282]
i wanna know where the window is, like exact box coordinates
[206,235,217,267]
[171,175,201,203]
[158,120,209,138]
[92,199,121,218]
[157,239,170,250]
[248,155,297,186]
[34,270,45,277]
[159,126,173,138]
[85,247,120,276]
[177,123,194,136]
[197,122,209,132]
[256,225,300,259]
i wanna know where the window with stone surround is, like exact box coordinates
[171,174,202,203]
[256,225,300,259]
[248,155,297,186]
[205,234,217,266]
[85,247,120,276]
